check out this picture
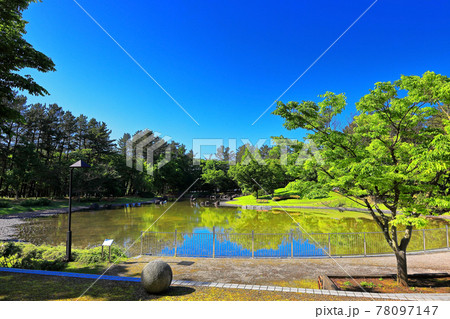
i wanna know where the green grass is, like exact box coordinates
[63,261,110,274]
[0,272,371,301]
[228,191,370,209]
[273,208,374,219]
[0,196,154,216]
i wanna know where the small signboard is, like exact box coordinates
[102,239,114,262]
[102,239,114,246]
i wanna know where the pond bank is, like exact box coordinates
[0,200,154,241]
[220,201,390,213]
[220,202,450,221]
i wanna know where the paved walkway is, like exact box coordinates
[116,253,450,285]
[169,279,450,301]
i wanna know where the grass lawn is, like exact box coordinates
[63,261,112,274]
[228,191,368,208]
[0,272,373,301]
[0,196,154,216]
[272,208,374,219]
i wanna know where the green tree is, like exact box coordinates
[152,142,200,195]
[228,149,284,198]
[201,159,236,192]
[0,0,55,126]
[273,71,450,286]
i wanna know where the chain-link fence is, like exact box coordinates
[133,226,449,258]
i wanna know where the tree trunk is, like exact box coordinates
[395,250,408,287]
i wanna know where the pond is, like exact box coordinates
[15,202,448,257]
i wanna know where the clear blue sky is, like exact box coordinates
[22,0,450,151]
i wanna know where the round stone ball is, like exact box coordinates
[141,260,173,294]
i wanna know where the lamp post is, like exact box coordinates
[66,160,91,262]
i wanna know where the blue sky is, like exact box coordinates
[22,0,450,151]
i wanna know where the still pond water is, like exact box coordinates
[15,202,447,257]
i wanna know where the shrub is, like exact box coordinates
[285,180,330,199]
[20,249,66,270]
[74,245,126,264]
[40,245,66,261]
[0,201,11,208]
[0,242,127,270]
[0,242,23,267]
[20,198,52,207]
[304,188,329,199]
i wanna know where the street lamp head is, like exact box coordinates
[70,160,91,168]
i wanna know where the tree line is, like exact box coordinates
[0,95,149,198]
[2,93,301,198]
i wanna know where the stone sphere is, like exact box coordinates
[141,260,172,294]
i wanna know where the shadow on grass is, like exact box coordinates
[0,272,195,301]
[106,260,196,279]
[63,262,108,274]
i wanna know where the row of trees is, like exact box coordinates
[0,0,310,200]
[0,95,153,198]
[2,93,299,198]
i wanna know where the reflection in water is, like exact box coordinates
[15,202,447,256]
[152,233,326,258]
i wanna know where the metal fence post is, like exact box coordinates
[328,233,331,256]
[174,229,177,257]
[290,231,294,258]
[212,226,216,258]
[252,230,254,259]
[363,232,367,256]
[140,231,143,256]
[423,229,426,252]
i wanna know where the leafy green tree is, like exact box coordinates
[201,159,237,193]
[0,0,55,126]
[152,142,200,195]
[0,96,154,198]
[273,71,450,286]
[228,149,284,198]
